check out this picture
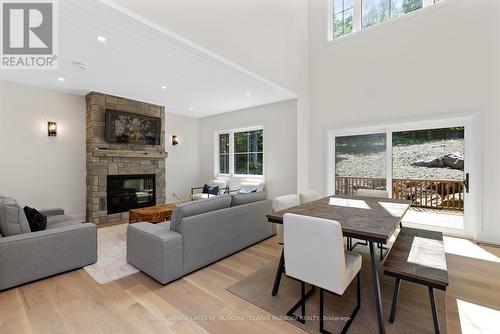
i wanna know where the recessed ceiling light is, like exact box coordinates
[97,36,107,43]
[161,86,167,90]
[188,107,193,111]
[245,92,251,96]
[57,77,65,82]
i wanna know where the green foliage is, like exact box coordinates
[392,127,464,146]
[362,0,422,28]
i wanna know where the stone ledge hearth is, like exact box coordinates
[86,92,166,225]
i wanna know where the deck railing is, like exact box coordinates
[335,176,464,211]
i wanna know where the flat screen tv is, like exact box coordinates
[105,109,161,146]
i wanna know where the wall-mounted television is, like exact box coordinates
[105,109,161,146]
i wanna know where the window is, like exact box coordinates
[330,0,441,40]
[219,133,230,174]
[333,0,354,39]
[217,128,264,176]
[362,0,422,28]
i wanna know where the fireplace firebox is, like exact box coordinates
[107,174,156,214]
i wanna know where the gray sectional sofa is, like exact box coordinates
[127,192,274,284]
[0,197,97,291]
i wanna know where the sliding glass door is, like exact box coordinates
[335,133,387,195]
[392,127,465,231]
[329,119,474,238]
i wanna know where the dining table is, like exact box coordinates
[267,194,412,334]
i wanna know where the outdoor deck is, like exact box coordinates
[336,176,465,211]
[403,207,464,231]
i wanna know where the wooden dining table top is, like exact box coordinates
[267,194,412,244]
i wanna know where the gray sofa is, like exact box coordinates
[0,197,97,291]
[127,192,274,284]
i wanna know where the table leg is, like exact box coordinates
[428,286,441,334]
[369,241,385,334]
[272,249,285,296]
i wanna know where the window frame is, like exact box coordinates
[215,126,265,179]
[328,0,446,42]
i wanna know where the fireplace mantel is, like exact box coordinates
[93,149,168,159]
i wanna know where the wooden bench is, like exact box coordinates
[383,227,449,334]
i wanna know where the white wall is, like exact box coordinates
[308,0,500,243]
[112,0,310,192]
[0,80,86,217]
[165,112,200,202]
[199,100,298,199]
[0,80,201,216]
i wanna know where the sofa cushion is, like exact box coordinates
[46,220,82,230]
[239,181,265,194]
[0,204,31,236]
[23,206,47,232]
[170,195,232,232]
[190,193,218,201]
[47,214,74,225]
[231,191,267,207]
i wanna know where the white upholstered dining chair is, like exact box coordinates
[273,194,299,244]
[283,213,361,333]
[353,189,396,260]
[299,190,318,204]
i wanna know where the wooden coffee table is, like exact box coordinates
[129,204,177,224]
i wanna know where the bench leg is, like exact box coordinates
[429,287,441,334]
[389,278,401,323]
[272,249,285,296]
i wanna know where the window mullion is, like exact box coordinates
[353,0,362,32]
[230,132,234,176]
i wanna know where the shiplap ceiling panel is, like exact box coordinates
[0,0,295,117]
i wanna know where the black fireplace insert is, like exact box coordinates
[107,174,156,214]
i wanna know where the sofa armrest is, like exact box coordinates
[127,223,183,284]
[0,223,97,291]
[39,208,65,217]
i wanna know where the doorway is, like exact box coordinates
[327,117,477,239]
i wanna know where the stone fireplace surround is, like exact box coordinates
[86,92,166,225]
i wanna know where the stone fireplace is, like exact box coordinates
[86,92,166,225]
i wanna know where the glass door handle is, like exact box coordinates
[464,173,470,193]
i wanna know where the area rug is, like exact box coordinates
[227,248,447,334]
[84,224,139,284]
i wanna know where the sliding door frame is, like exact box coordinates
[326,114,481,240]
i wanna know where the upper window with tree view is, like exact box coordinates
[331,0,441,40]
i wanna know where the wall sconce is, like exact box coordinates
[47,121,57,137]
[172,135,179,146]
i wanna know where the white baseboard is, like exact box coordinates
[477,231,500,246]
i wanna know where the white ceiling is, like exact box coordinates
[0,0,296,118]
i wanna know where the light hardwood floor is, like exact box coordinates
[0,233,499,334]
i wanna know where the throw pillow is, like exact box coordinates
[23,206,47,232]
[202,184,219,196]
[0,204,31,236]
[208,186,219,196]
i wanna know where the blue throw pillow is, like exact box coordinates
[208,186,219,195]
[202,184,219,196]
